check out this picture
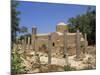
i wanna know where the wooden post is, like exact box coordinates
[64,30,68,66]
[76,30,81,59]
[48,35,51,65]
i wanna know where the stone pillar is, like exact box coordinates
[24,36,27,50]
[22,39,26,58]
[48,35,52,65]
[15,38,18,50]
[28,37,30,45]
[22,39,25,51]
[31,27,37,50]
[18,39,20,50]
[13,43,17,53]
[24,36,26,44]
[84,33,87,53]
[28,36,30,50]
[34,36,38,55]
[21,39,23,50]
[64,30,68,66]
[76,30,81,59]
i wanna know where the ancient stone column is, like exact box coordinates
[15,38,18,50]
[64,30,68,66]
[31,27,37,50]
[76,30,81,59]
[34,36,38,55]
[28,37,30,45]
[48,35,52,65]
[22,39,26,58]
[24,36,27,50]
[13,43,17,53]
[18,39,20,50]
[28,36,30,50]
[22,39,25,51]
[84,33,87,53]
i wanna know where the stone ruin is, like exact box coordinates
[12,22,97,73]
[15,22,88,59]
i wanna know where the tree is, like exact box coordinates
[11,0,20,44]
[19,26,28,33]
[68,7,96,45]
[11,1,24,75]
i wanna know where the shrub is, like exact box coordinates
[11,50,25,75]
[64,65,76,71]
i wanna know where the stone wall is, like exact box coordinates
[31,31,87,57]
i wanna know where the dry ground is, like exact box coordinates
[19,45,96,73]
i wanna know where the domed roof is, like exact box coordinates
[57,22,66,26]
[32,26,37,28]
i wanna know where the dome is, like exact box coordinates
[32,26,37,28]
[57,22,66,26]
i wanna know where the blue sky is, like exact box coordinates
[16,1,95,34]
